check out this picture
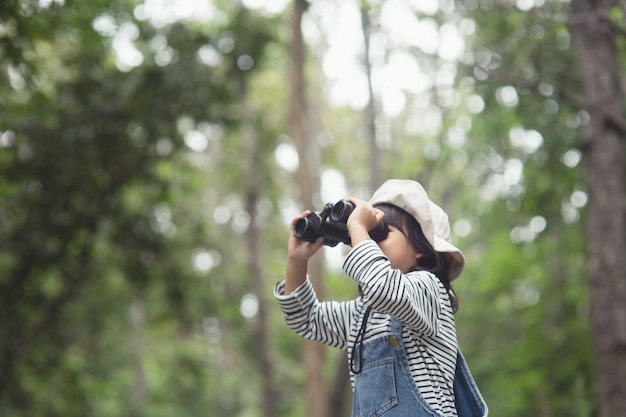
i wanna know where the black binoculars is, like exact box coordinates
[294,200,389,247]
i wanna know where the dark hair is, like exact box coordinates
[375,203,459,312]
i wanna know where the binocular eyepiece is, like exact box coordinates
[294,200,388,247]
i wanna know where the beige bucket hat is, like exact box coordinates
[369,179,465,280]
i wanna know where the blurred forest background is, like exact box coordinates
[1,0,625,416]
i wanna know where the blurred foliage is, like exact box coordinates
[0,0,600,416]
[0,1,285,416]
[451,2,593,416]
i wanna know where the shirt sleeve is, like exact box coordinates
[342,240,443,337]
[274,277,354,350]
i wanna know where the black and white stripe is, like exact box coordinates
[275,240,459,417]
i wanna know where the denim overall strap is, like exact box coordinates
[351,316,444,417]
[453,349,489,417]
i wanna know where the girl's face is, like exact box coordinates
[377,225,422,273]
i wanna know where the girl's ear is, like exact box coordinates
[413,253,424,269]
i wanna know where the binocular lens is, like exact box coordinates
[294,214,323,242]
[294,217,310,239]
[330,200,354,222]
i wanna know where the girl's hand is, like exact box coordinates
[345,198,385,245]
[285,211,323,294]
[287,211,324,263]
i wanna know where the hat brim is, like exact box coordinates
[433,235,465,281]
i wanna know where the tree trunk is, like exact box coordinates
[360,0,383,190]
[129,300,146,417]
[329,354,351,417]
[568,2,626,416]
[239,70,277,417]
[288,2,329,417]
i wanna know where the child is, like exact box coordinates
[275,179,488,417]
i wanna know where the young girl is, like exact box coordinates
[275,179,488,417]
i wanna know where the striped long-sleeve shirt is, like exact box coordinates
[275,239,458,417]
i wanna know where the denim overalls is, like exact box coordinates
[351,317,488,417]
